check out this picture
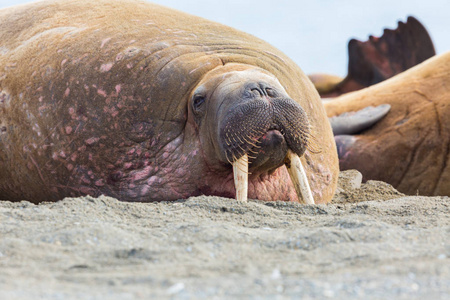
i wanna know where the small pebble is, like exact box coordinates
[338,169,363,190]
[271,269,281,280]
[167,282,185,295]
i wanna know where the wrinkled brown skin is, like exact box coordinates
[0,0,338,203]
[312,16,436,98]
[325,52,450,196]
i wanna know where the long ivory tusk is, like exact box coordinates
[285,150,315,204]
[232,154,248,202]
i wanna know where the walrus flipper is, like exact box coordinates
[318,16,436,98]
[329,104,391,135]
[346,16,435,87]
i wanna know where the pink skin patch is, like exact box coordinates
[132,165,153,181]
[140,184,150,196]
[85,137,99,145]
[81,175,91,184]
[97,89,107,97]
[100,63,113,72]
[95,179,105,187]
[116,53,124,61]
[80,187,93,195]
[64,88,70,97]
[147,176,157,184]
[65,126,72,134]
[115,84,121,94]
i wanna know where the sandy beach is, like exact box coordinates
[0,171,448,299]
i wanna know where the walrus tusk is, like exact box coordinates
[232,154,248,202]
[285,150,315,204]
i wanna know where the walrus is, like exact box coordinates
[0,0,338,203]
[325,51,450,196]
[309,16,436,98]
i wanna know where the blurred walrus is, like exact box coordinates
[310,16,436,98]
[325,52,450,196]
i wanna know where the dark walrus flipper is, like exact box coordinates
[319,16,435,97]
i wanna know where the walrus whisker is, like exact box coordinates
[225,133,232,146]
[305,134,322,154]
[241,135,252,144]
[252,142,262,148]
[247,148,259,154]
[242,135,258,148]
[247,155,256,159]
[250,128,265,136]
[253,138,262,145]
[237,144,247,154]
[235,134,245,145]
[225,151,233,164]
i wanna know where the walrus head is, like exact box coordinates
[189,64,314,203]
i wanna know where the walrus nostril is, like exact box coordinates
[266,88,276,97]
[250,88,263,97]
[246,82,277,98]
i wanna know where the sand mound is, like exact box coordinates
[0,172,449,299]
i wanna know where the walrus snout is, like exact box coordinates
[218,97,311,169]
[216,91,314,204]
[194,67,318,203]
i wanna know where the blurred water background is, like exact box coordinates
[1,0,448,76]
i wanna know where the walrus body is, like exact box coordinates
[325,52,450,196]
[0,0,338,203]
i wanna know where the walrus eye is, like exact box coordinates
[192,94,206,111]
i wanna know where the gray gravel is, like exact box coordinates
[0,189,449,299]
